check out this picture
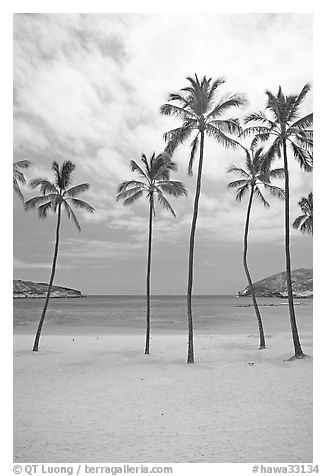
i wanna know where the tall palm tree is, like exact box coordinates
[227,143,285,349]
[117,153,187,355]
[25,160,95,352]
[293,192,313,235]
[243,84,313,359]
[13,160,32,201]
[160,74,246,363]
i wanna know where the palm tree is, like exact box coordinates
[293,192,313,235]
[25,160,95,352]
[227,143,285,349]
[117,153,187,355]
[160,74,246,363]
[13,160,32,201]
[243,84,313,359]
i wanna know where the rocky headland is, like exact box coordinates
[13,280,83,298]
[238,268,313,298]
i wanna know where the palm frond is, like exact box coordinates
[68,198,95,213]
[38,201,55,219]
[240,125,271,137]
[289,113,313,130]
[261,138,282,174]
[63,201,81,232]
[289,141,313,171]
[157,181,187,197]
[227,179,249,189]
[208,118,242,136]
[117,180,147,195]
[292,214,313,235]
[254,186,270,207]
[206,93,246,120]
[205,124,240,149]
[163,126,193,155]
[25,195,56,210]
[227,166,250,178]
[66,183,90,198]
[121,190,144,206]
[130,160,148,180]
[288,84,311,121]
[61,161,75,188]
[235,184,249,202]
[116,185,146,201]
[263,183,285,200]
[268,168,285,179]
[160,104,196,121]
[30,178,58,195]
[14,160,32,170]
[244,111,277,129]
[156,191,176,217]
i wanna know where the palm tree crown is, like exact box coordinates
[243,84,313,171]
[13,160,32,201]
[160,74,246,172]
[227,145,285,205]
[116,153,187,214]
[25,161,95,230]
[293,192,313,235]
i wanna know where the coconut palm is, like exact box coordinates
[293,192,313,235]
[227,143,285,349]
[117,153,187,355]
[160,74,246,363]
[243,84,313,359]
[13,160,32,201]
[25,160,95,352]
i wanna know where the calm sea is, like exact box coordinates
[13,295,313,336]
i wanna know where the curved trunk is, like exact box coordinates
[186,131,205,364]
[283,140,304,358]
[33,203,62,352]
[243,186,266,349]
[145,196,154,355]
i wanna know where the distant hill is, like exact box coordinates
[238,268,313,298]
[13,280,83,299]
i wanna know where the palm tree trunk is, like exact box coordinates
[187,131,205,364]
[145,196,153,355]
[243,186,266,349]
[32,204,62,352]
[283,140,305,358]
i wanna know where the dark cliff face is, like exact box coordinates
[13,280,83,298]
[238,268,313,298]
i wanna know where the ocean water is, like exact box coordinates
[13,295,313,336]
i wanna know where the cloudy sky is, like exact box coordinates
[13,13,313,295]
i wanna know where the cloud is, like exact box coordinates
[13,258,69,270]
[13,14,313,292]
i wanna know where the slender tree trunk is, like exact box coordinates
[187,131,205,364]
[283,140,305,358]
[145,196,153,355]
[33,204,62,352]
[243,186,266,349]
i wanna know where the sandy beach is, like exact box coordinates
[13,332,313,463]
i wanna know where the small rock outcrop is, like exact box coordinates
[238,268,313,298]
[13,280,83,298]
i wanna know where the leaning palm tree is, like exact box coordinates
[160,74,246,363]
[243,84,313,359]
[293,192,313,235]
[117,153,187,355]
[13,160,32,201]
[25,160,95,352]
[227,143,285,349]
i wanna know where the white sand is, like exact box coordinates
[14,332,313,463]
